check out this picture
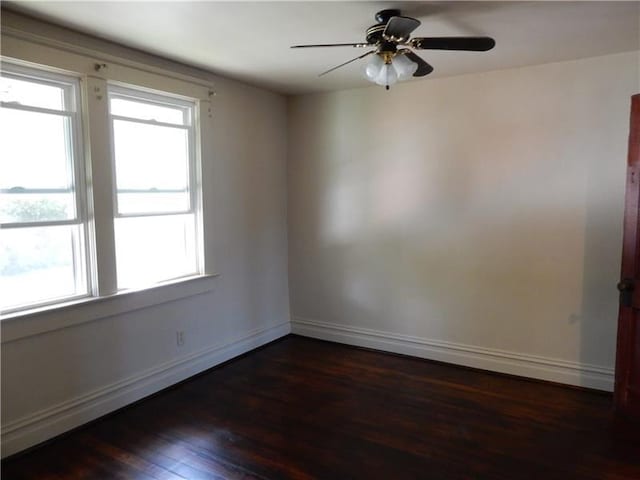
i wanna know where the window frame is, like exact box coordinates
[107,84,203,290]
[0,60,208,318]
[107,85,197,219]
[0,63,92,314]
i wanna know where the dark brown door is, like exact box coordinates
[615,94,640,419]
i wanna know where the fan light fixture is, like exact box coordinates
[291,9,496,91]
[364,52,418,89]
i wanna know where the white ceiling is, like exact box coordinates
[4,1,640,95]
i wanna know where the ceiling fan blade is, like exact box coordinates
[411,37,496,51]
[318,50,375,77]
[291,43,370,49]
[384,16,421,41]
[404,51,434,77]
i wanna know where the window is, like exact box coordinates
[108,87,200,289]
[0,62,205,316]
[1,65,88,312]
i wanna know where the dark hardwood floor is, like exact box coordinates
[3,335,640,479]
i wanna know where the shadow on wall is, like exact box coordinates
[288,53,637,380]
[314,88,593,357]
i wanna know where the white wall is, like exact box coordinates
[1,12,290,456]
[288,51,639,391]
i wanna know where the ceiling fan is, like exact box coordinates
[291,9,496,90]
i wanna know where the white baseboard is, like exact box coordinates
[291,316,614,392]
[1,321,291,458]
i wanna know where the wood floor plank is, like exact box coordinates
[2,335,639,479]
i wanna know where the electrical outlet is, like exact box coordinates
[176,331,185,347]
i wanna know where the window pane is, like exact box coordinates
[117,191,189,215]
[0,224,86,311]
[115,214,197,289]
[0,76,66,111]
[110,97,186,124]
[113,119,189,192]
[0,108,73,190]
[1,192,75,223]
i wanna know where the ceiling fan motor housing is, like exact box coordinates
[367,10,404,52]
[375,9,401,24]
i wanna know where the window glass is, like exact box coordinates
[112,119,190,192]
[0,192,75,224]
[110,97,186,124]
[0,75,66,111]
[114,214,197,289]
[0,108,74,191]
[117,191,190,215]
[0,224,86,310]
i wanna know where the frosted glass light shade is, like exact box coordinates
[374,64,398,86]
[364,54,384,81]
[393,54,418,80]
[364,53,418,87]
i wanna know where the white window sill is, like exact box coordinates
[1,274,218,343]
